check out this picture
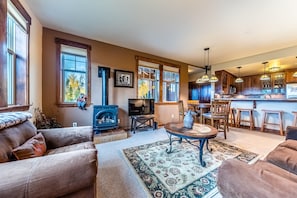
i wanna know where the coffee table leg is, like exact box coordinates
[199,139,206,167]
[205,139,212,152]
[166,134,173,153]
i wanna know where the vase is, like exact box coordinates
[183,110,194,129]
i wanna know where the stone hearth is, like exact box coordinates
[93,128,128,144]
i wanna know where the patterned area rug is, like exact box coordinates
[123,139,258,198]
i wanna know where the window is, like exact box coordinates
[55,38,91,106]
[0,0,31,110]
[137,58,180,102]
[163,66,180,102]
[138,65,160,100]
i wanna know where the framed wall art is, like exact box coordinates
[114,69,134,88]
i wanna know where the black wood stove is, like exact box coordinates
[93,67,118,133]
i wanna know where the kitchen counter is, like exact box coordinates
[216,98,297,102]
[214,98,297,131]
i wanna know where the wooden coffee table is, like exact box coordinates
[164,122,218,167]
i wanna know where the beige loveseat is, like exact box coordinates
[0,112,98,198]
[217,126,297,198]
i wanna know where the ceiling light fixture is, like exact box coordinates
[235,66,244,83]
[269,64,280,72]
[196,48,218,83]
[260,61,271,81]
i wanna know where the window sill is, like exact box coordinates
[0,105,30,113]
[56,103,90,108]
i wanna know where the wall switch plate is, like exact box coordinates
[72,122,77,127]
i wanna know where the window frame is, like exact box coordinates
[0,0,31,112]
[55,38,91,107]
[136,56,180,103]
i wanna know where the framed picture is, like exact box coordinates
[114,69,134,88]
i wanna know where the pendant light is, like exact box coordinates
[235,66,244,83]
[196,48,218,83]
[260,61,270,81]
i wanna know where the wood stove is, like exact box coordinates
[93,67,118,133]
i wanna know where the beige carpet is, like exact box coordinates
[95,127,285,198]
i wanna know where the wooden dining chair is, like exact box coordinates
[202,100,231,139]
[178,100,185,122]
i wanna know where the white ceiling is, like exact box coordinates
[24,0,297,75]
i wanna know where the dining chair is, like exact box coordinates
[178,100,185,122]
[202,100,231,139]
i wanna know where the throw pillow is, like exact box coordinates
[12,133,47,160]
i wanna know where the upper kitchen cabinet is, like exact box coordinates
[215,70,236,94]
[285,69,297,83]
[236,75,262,95]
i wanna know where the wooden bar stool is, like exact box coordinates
[236,108,254,130]
[261,110,284,136]
[229,108,237,127]
[292,111,297,126]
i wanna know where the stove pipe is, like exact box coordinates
[98,67,110,106]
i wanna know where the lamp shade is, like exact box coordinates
[260,61,270,81]
[260,74,270,81]
[235,77,244,83]
[201,74,210,82]
[209,74,218,83]
[293,71,297,78]
[235,66,243,83]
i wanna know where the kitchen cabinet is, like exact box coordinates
[215,70,236,94]
[285,69,297,83]
[250,75,262,94]
[237,76,251,94]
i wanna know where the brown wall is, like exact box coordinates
[42,28,188,128]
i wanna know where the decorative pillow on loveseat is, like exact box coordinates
[12,133,47,160]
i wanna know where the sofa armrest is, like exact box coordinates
[217,159,297,198]
[38,126,93,149]
[0,149,97,198]
[286,126,297,140]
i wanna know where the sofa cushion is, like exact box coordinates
[12,133,47,160]
[254,160,297,183]
[217,159,297,198]
[266,140,297,175]
[46,141,95,155]
[0,120,37,163]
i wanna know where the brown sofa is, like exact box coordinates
[217,126,297,198]
[0,112,98,198]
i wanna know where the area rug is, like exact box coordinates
[123,139,258,198]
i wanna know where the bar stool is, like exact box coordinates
[229,108,237,127]
[292,111,297,126]
[236,108,254,130]
[261,110,284,136]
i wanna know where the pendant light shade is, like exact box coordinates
[196,48,218,83]
[209,74,219,83]
[235,66,244,83]
[260,62,270,81]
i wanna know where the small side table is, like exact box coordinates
[130,115,155,133]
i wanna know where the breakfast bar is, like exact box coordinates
[216,98,297,132]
